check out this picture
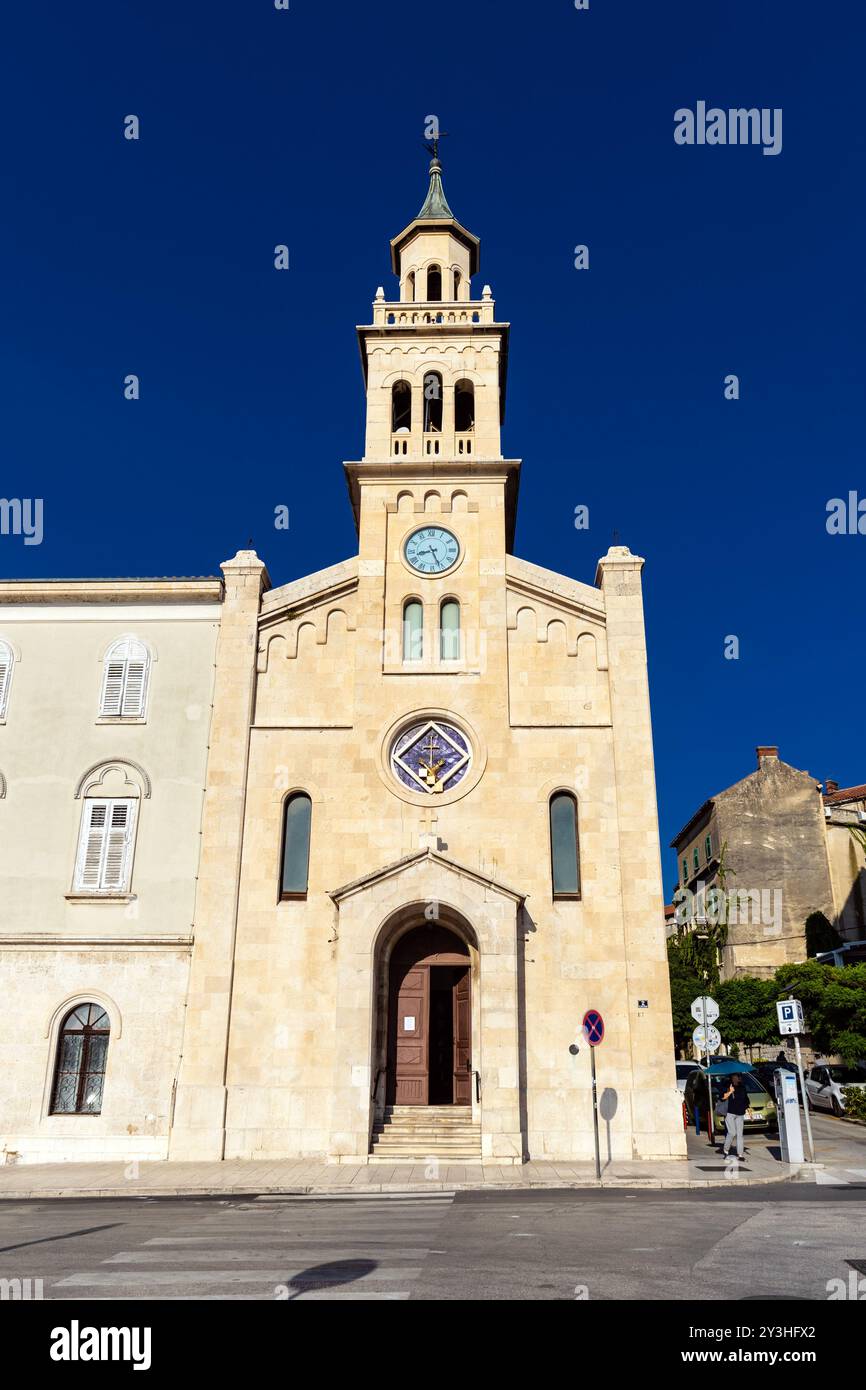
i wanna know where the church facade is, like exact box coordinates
[0,159,684,1165]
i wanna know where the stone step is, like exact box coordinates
[367,1153,483,1164]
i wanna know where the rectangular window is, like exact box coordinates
[75,798,136,892]
[682,857,689,884]
[705,834,713,863]
[693,848,699,874]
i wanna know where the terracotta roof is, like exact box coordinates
[823,783,866,804]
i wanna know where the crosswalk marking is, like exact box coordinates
[49,1190,456,1300]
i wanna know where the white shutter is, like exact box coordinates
[76,801,109,889]
[75,798,136,892]
[100,661,125,716]
[121,661,146,717]
[103,802,132,888]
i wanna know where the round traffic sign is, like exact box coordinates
[693,1023,721,1052]
[583,1009,605,1046]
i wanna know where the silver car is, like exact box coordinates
[805,1063,866,1116]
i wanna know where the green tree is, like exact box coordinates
[716,976,777,1054]
[666,937,706,1056]
[773,960,866,1063]
[804,911,842,958]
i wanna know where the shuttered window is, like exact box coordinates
[100,638,150,718]
[0,640,13,719]
[74,798,137,892]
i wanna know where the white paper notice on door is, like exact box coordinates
[404,1016,416,1031]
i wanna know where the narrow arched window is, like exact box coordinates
[50,1004,110,1114]
[0,640,13,720]
[100,637,150,718]
[402,599,423,661]
[440,599,460,660]
[550,792,580,898]
[453,269,462,301]
[423,372,443,432]
[405,270,415,303]
[427,264,442,301]
[391,380,412,434]
[280,793,312,898]
[454,379,475,432]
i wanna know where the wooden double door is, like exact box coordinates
[387,926,472,1106]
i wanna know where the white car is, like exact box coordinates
[675,1061,695,1094]
[805,1063,866,1116]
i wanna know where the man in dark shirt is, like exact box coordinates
[722,1074,748,1159]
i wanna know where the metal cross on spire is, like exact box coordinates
[423,130,449,161]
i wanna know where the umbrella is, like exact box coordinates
[704,1059,755,1075]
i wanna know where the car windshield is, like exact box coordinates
[826,1067,865,1083]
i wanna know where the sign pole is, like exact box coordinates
[590,1046,601,1181]
[702,995,714,1144]
[792,1032,815,1163]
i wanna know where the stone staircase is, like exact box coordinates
[369,1105,481,1162]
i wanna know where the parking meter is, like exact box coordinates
[774,1068,804,1164]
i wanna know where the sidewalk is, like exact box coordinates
[0,1137,804,1199]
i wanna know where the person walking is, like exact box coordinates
[722,1073,748,1160]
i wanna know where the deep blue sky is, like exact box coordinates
[2,2,863,888]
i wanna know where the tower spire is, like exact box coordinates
[417,154,454,221]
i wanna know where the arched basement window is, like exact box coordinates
[402,599,423,661]
[391,380,412,433]
[423,372,443,432]
[427,264,442,301]
[280,792,312,899]
[440,599,460,660]
[550,792,580,898]
[454,379,475,432]
[50,1003,110,1114]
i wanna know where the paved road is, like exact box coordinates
[1,1181,864,1301]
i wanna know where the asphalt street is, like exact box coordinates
[0,1180,864,1302]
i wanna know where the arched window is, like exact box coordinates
[391,380,412,434]
[423,372,443,432]
[440,599,460,660]
[453,268,462,301]
[402,599,423,661]
[50,1004,110,1114]
[0,640,13,719]
[405,270,415,302]
[550,792,580,898]
[427,264,442,301]
[100,637,150,718]
[280,792,312,898]
[454,379,475,432]
[75,795,138,893]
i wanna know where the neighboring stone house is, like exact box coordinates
[820,780,866,963]
[1,155,685,1166]
[671,747,865,979]
[0,579,222,1163]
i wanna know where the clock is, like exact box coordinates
[391,719,472,794]
[404,526,459,575]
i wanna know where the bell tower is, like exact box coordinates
[349,153,517,530]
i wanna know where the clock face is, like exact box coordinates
[391,719,472,795]
[404,527,459,575]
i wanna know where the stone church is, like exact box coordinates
[0,157,684,1166]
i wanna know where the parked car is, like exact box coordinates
[752,1060,803,1100]
[805,1063,866,1117]
[675,1061,695,1094]
[683,1068,777,1134]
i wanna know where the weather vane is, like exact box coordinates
[423,130,449,161]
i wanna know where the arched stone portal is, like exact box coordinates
[383,924,471,1106]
